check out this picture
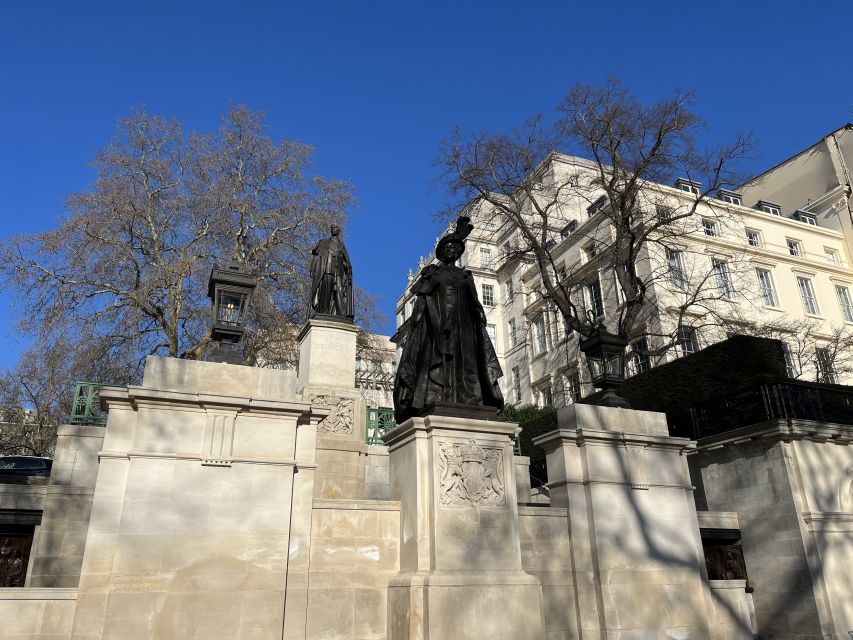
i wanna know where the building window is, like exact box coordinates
[587,195,608,217]
[711,258,733,299]
[560,220,578,238]
[565,371,581,404]
[508,318,517,347]
[632,338,650,374]
[539,385,553,407]
[666,248,687,290]
[836,285,853,323]
[702,219,719,237]
[533,314,547,356]
[482,284,495,306]
[676,178,701,195]
[679,326,700,356]
[787,239,802,257]
[797,276,820,315]
[815,347,837,384]
[719,190,742,206]
[825,248,840,266]
[584,243,597,262]
[756,269,779,307]
[656,205,673,223]
[586,279,604,318]
[486,323,496,346]
[512,366,522,403]
[781,342,797,378]
[483,220,497,231]
[757,200,781,216]
[794,211,817,226]
[480,247,492,268]
[505,278,514,302]
[746,229,761,247]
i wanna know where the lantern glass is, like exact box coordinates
[217,291,245,326]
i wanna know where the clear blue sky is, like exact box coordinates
[1,1,850,371]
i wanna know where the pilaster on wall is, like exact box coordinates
[534,404,713,640]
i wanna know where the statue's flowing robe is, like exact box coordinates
[393,264,504,423]
[309,237,354,318]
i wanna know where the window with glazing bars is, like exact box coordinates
[666,248,687,290]
[836,285,853,323]
[480,247,492,268]
[533,315,547,355]
[746,229,761,247]
[565,371,581,403]
[712,258,733,299]
[679,326,699,355]
[632,338,650,374]
[586,279,604,318]
[815,347,837,384]
[702,219,718,236]
[781,342,797,378]
[756,269,779,307]
[512,366,521,402]
[481,284,494,306]
[508,319,517,347]
[797,277,819,315]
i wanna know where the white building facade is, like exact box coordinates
[395,139,853,409]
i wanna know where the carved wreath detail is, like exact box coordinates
[312,395,355,434]
[437,439,504,507]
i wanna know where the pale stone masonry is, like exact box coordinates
[0,318,850,638]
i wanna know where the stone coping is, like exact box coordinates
[517,506,568,517]
[0,588,77,600]
[533,427,694,452]
[694,419,853,450]
[313,498,400,511]
[708,580,748,590]
[298,318,360,341]
[557,403,669,436]
[382,414,519,449]
[100,385,317,415]
[56,424,107,438]
[697,511,740,530]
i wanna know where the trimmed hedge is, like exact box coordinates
[500,404,556,485]
[582,335,789,437]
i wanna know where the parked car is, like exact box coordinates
[0,456,53,477]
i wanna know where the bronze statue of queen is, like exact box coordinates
[393,216,504,423]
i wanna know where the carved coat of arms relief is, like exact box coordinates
[437,439,505,507]
[311,395,355,434]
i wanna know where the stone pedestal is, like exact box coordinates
[296,318,359,394]
[534,404,713,640]
[298,319,371,500]
[383,414,545,640]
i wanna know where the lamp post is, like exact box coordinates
[207,262,258,365]
[578,326,630,408]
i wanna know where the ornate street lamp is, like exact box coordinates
[578,326,630,408]
[207,262,258,365]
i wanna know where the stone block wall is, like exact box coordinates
[694,421,853,639]
[0,588,76,639]
[306,499,400,640]
[29,425,105,589]
[518,507,577,640]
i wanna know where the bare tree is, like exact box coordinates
[2,105,356,380]
[437,78,754,359]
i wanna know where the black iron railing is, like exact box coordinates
[690,381,853,439]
